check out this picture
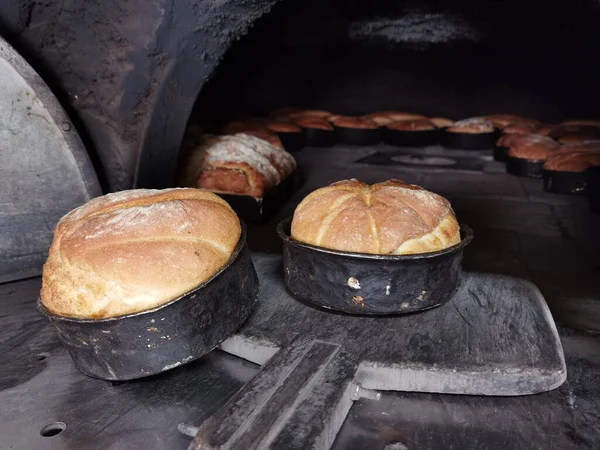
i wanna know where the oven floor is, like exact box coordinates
[2,145,600,449]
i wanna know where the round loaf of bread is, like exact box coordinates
[331,116,379,129]
[291,179,460,255]
[294,116,334,130]
[387,119,435,131]
[503,121,539,134]
[430,117,455,128]
[544,150,600,172]
[264,120,302,133]
[446,118,494,134]
[507,134,557,160]
[367,111,427,126]
[485,115,539,128]
[41,188,241,319]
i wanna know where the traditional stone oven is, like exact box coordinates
[2,0,600,192]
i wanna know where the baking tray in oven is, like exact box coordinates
[213,167,305,225]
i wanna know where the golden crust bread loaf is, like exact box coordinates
[291,179,460,255]
[544,149,600,172]
[507,134,558,160]
[41,188,241,319]
[183,134,297,197]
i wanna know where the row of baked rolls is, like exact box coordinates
[182,133,297,198]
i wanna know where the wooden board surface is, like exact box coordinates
[191,252,566,449]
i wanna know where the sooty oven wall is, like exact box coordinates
[2,0,600,192]
[193,0,600,125]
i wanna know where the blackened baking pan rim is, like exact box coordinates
[442,131,497,150]
[38,221,251,323]
[542,169,588,195]
[334,126,381,146]
[276,217,473,262]
[277,217,473,315]
[383,128,440,146]
[506,156,545,178]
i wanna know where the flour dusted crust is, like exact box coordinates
[291,179,460,255]
[484,115,539,128]
[183,134,296,198]
[447,118,494,134]
[41,188,241,319]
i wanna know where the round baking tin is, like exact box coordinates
[493,146,508,162]
[442,131,497,150]
[304,128,336,147]
[334,127,380,146]
[277,217,474,315]
[585,167,600,213]
[276,130,306,152]
[506,156,544,178]
[38,222,259,381]
[542,169,587,195]
[383,128,439,147]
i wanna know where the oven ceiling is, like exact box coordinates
[1,0,599,190]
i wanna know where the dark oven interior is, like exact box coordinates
[189,0,600,129]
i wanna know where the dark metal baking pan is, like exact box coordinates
[383,129,440,147]
[214,167,304,225]
[542,169,587,195]
[277,217,473,315]
[442,131,497,150]
[585,166,600,213]
[38,222,259,381]
[506,157,544,178]
[277,131,306,152]
[304,128,336,147]
[334,127,380,146]
[493,146,508,162]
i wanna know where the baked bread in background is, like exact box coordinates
[502,121,540,135]
[507,134,558,160]
[183,133,296,197]
[366,111,427,126]
[330,116,379,129]
[544,150,600,172]
[291,179,461,255]
[496,132,523,149]
[263,120,303,133]
[484,115,539,128]
[386,119,435,131]
[294,116,334,130]
[430,117,454,128]
[446,118,494,134]
[41,189,241,319]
